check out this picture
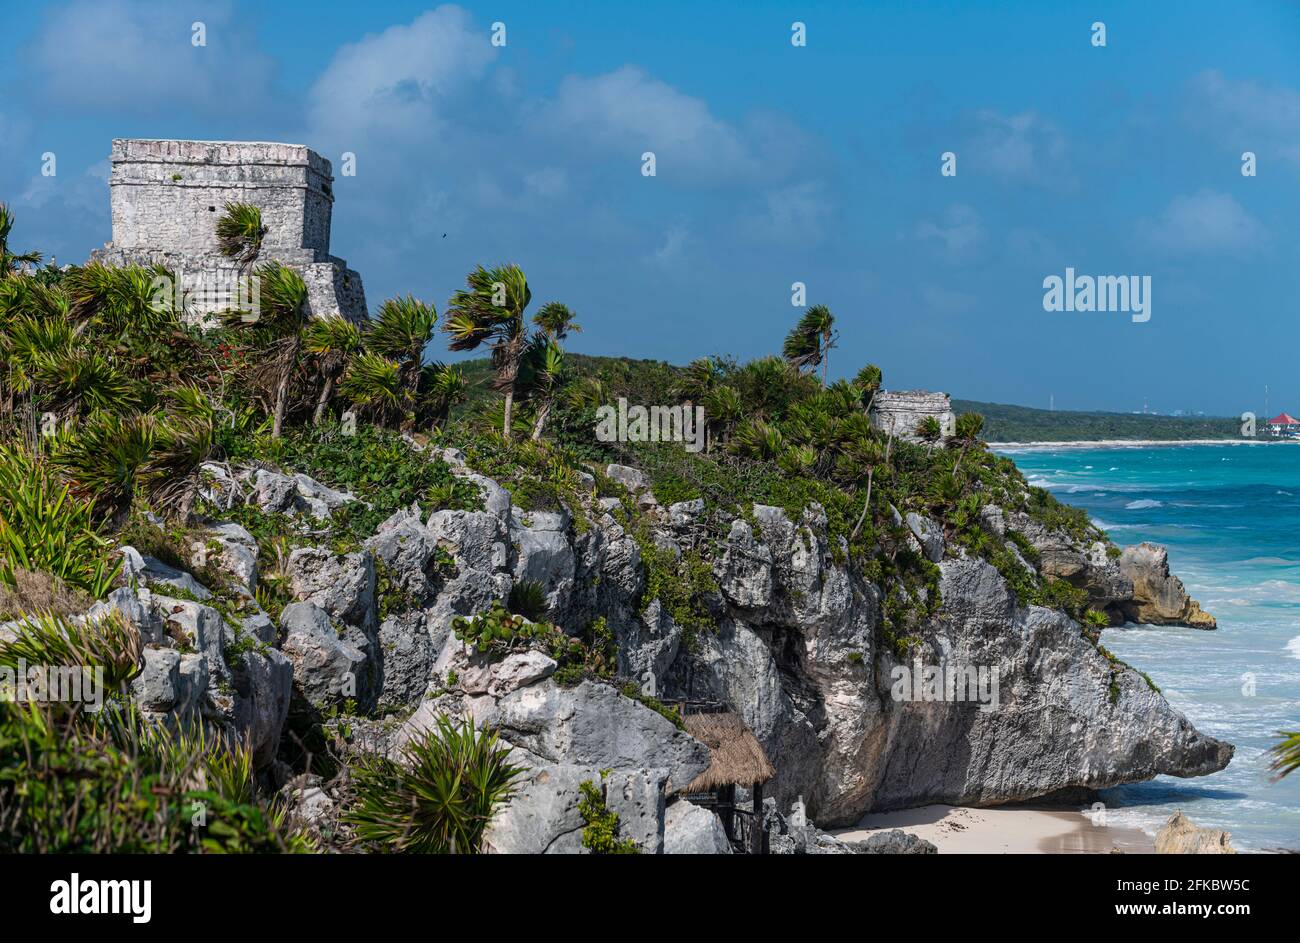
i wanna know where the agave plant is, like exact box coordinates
[343,714,524,854]
[215,202,267,272]
[302,316,363,425]
[444,264,533,439]
[0,445,119,597]
[783,303,837,386]
[0,610,141,691]
[0,204,41,278]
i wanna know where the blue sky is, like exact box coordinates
[3,0,1299,414]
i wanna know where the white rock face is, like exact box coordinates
[664,800,732,854]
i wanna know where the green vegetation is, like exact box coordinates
[452,600,582,664]
[342,715,524,853]
[953,398,1238,443]
[578,777,640,854]
[0,201,1151,854]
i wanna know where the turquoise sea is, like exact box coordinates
[1002,443,1300,852]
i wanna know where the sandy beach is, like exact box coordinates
[832,804,1155,854]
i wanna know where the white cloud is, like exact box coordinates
[1188,70,1300,165]
[530,65,759,183]
[307,5,496,142]
[648,224,690,266]
[1140,190,1265,254]
[914,204,984,256]
[739,181,832,245]
[26,0,274,115]
[966,109,1066,184]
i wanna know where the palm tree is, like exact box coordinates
[0,205,41,279]
[783,304,837,386]
[950,411,984,474]
[532,302,581,341]
[855,363,883,413]
[416,362,468,431]
[521,336,565,441]
[215,202,267,274]
[674,356,721,404]
[1270,731,1300,780]
[444,264,532,439]
[702,384,742,452]
[730,417,784,461]
[366,296,437,396]
[302,316,363,425]
[916,415,942,450]
[222,261,308,438]
[340,352,405,426]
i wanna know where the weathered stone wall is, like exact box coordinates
[869,390,955,441]
[92,139,366,323]
[105,139,333,258]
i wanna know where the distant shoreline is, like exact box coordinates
[992,438,1296,450]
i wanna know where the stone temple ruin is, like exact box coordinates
[92,139,366,324]
[868,390,955,441]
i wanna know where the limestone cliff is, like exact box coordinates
[79,444,1233,848]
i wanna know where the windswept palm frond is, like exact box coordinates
[782,303,837,384]
[340,352,406,425]
[215,202,267,270]
[417,362,468,430]
[0,203,41,277]
[532,301,581,340]
[444,264,533,438]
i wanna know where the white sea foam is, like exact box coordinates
[1125,498,1164,509]
[1287,636,1300,660]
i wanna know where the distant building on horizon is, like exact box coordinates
[1265,413,1300,438]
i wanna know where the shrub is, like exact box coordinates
[0,702,309,854]
[0,445,119,597]
[0,568,91,621]
[342,715,523,853]
[452,600,581,664]
[578,778,639,854]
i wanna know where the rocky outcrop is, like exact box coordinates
[100,447,1230,844]
[1155,811,1236,854]
[1118,544,1216,629]
[1007,513,1215,630]
[664,799,732,854]
[121,587,291,766]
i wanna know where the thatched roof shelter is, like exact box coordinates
[683,711,775,792]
